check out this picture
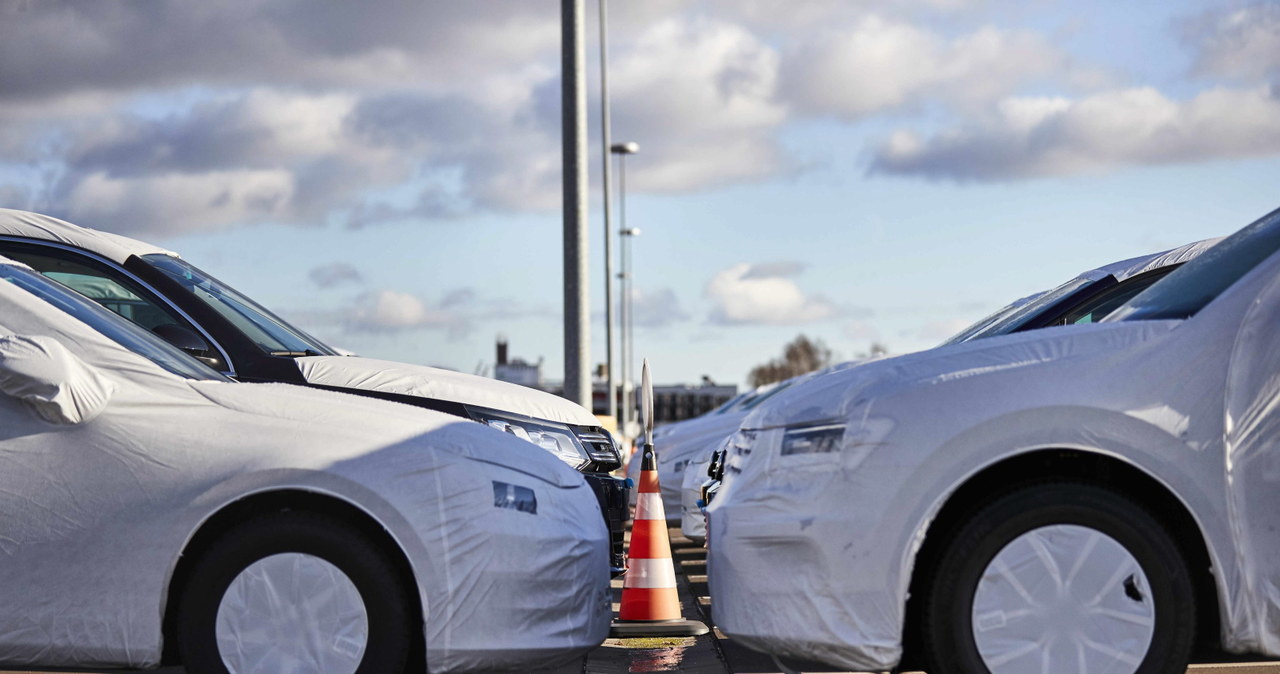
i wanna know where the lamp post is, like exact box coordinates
[619,225,640,438]
[611,141,639,435]
[561,0,590,408]
[599,0,617,422]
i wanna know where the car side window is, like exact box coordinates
[0,244,228,371]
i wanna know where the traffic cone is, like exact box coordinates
[610,362,708,637]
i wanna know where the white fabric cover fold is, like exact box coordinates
[0,334,116,424]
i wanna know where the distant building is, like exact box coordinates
[492,337,736,424]
[651,382,738,424]
[493,337,542,388]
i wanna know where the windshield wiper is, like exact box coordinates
[269,349,323,357]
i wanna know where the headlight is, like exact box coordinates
[721,429,758,475]
[780,424,845,456]
[466,407,591,470]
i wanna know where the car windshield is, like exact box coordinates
[711,391,750,415]
[1108,208,1280,322]
[941,277,1094,346]
[0,263,230,381]
[741,381,794,411]
[141,254,336,356]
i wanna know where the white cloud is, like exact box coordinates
[63,169,295,236]
[1186,3,1280,81]
[872,86,1280,180]
[609,18,788,192]
[344,289,466,336]
[0,4,800,234]
[309,262,362,289]
[706,262,836,325]
[630,287,691,328]
[319,286,550,340]
[781,16,1066,119]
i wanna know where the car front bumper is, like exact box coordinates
[584,473,630,575]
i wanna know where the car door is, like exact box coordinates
[0,241,233,375]
[0,282,180,666]
[1224,264,1280,654]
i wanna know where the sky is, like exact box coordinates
[1,0,1278,388]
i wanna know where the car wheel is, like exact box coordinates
[920,482,1195,674]
[175,510,416,674]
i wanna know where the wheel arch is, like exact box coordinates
[159,488,425,666]
[901,448,1222,664]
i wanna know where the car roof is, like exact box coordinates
[1091,237,1223,283]
[0,209,175,264]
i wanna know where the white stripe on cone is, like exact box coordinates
[635,491,666,522]
[624,558,678,589]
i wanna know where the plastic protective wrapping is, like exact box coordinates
[636,364,867,516]
[0,209,601,432]
[630,411,750,516]
[970,524,1156,673]
[0,208,174,264]
[680,449,713,541]
[0,334,116,424]
[1096,236,1222,281]
[216,553,369,674]
[708,239,1280,670]
[296,355,598,426]
[1224,264,1280,654]
[0,259,609,671]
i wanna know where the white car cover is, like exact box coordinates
[629,410,753,517]
[0,334,116,424]
[0,208,603,430]
[708,217,1280,670]
[1223,263,1280,653]
[0,260,609,672]
[635,367,864,517]
[1094,236,1221,281]
[0,208,174,264]
[297,355,598,426]
[680,444,716,541]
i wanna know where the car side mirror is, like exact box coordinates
[0,335,116,424]
[153,323,209,352]
[152,324,223,369]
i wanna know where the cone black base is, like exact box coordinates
[609,618,710,637]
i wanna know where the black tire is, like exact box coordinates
[175,510,416,674]
[920,482,1196,674]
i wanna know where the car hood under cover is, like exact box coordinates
[743,320,1182,431]
[295,355,598,426]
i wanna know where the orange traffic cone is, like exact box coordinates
[610,362,708,637]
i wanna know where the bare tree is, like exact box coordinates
[856,342,889,359]
[747,334,835,388]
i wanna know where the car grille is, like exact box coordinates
[574,427,622,473]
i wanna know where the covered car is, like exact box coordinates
[667,369,860,540]
[708,208,1280,673]
[0,257,610,672]
[685,236,1217,542]
[626,379,799,518]
[0,209,629,573]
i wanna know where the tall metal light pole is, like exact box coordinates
[598,0,617,421]
[562,0,590,408]
[612,141,639,434]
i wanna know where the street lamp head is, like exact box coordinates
[610,141,640,155]
[621,227,642,236]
